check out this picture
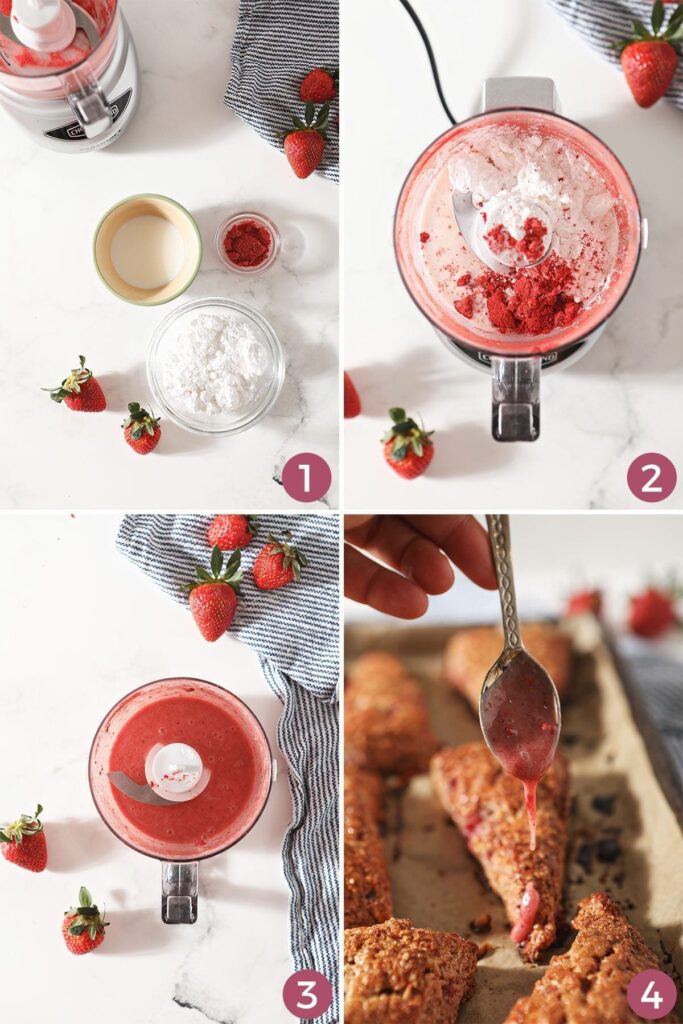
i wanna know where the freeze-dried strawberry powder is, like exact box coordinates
[456,253,582,335]
[484,217,548,263]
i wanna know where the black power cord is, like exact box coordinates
[397,0,457,125]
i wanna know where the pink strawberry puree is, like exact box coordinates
[480,655,559,852]
[110,694,258,846]
[510,882,540,944]
[89,679,272,860]
[417,124,620,337]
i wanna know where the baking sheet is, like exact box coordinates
[345,617,683,1022]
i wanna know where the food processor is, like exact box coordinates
[89,677,275,924]
[0,0,138,150]
[395,77,646,442]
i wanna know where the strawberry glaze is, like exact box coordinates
[510,882,540,943]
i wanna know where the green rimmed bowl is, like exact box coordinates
[93,193,202,306]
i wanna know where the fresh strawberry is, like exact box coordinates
[382,407,435,480]
[299,67,337,103]
[207,515,257,551]
[616,1,682,108]
[283,101,329,179]
[0,804,47,872]
[565,589,603,617]
[185,546,242,641]
[62,887,108,955]
[253,531,309,590]
[344,372,361,418]
[628,584,680,638]
[45,355,106,412]
[122,402,161,454]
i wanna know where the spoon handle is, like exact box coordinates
[486,514,522,651]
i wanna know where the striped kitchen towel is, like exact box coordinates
[117,514,340,1024]
[547,0,683,109]
[225,0,339,182]
[621,646,683,798]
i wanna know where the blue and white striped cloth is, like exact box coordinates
[117,514,339,1024]
[225,0,339,182]
[619,646,683,798]
[547,0,683,110]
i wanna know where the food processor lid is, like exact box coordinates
[0,0,114,79]
[395,107,643,358]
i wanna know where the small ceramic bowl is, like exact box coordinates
[215,211,281,276]
[93,194,202,306]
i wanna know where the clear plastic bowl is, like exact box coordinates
[215,211,281,275]
[147,297,285,437]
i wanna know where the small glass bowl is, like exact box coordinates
[215,211,281,275]
[147,296,285,437]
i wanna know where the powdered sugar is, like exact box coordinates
[158,311,273,422]
[419,123,621,334]
[446,126,619,299]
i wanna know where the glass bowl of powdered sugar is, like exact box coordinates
[147,296,285,436]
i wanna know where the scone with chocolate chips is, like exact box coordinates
[344,917,477,1024]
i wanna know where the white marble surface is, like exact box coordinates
[0,0,338,510]
[343,0,683,511]
[0,514,295,1023]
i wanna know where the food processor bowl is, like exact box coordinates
[89,677,275,923]
[395,78,644,441]
[0,0,138,150]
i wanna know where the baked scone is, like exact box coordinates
[345,652,438,780]
[505,892,679,1023]
[443,623,573,711]
[344,769,393,929]
[431,742,570,961]
[344,917,477,1024]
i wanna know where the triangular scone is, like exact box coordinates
[431,742,570,961]
[505,892,679,1023]
[344,917,477,1024]
[345,652,438,781]
[344,769,393,929]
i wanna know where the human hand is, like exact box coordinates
[344,515,497,619]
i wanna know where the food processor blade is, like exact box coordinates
[107,771,178,806]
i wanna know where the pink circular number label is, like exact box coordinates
[282,970,333,1019]
[627,453,677,503]
[627,969,678,1020]
[282,453,332,503]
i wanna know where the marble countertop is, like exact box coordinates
[0,0,338,511]
[0,514,294,1023]
[343,0,683,510]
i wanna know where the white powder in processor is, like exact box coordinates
[159,312,272,421]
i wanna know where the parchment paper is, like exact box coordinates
[345,617,683,1023]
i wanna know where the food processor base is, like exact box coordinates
[435,325,605,442]
[0,15,139,152]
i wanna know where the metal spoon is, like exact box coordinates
[480,514,561,847]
